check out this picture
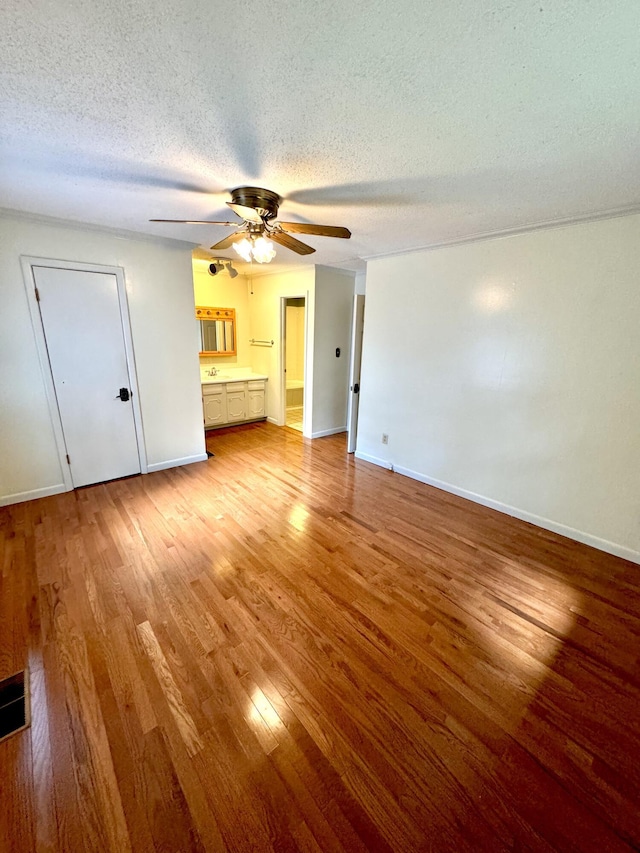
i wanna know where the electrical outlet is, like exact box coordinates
[381,433,389,445]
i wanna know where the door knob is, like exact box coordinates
[116,388,130,401]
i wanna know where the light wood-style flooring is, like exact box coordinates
[1,422,639,852]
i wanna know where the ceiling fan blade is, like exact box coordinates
[278,222,351,239]
[210,232,246,251]
[192,248,235,261]
[270,231,316,255]
[150,219,237,225]
[226,202,264,224]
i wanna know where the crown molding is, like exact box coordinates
[247,261,360,283]
[5,202,640,267]
[247,262,314,281]
[0,207,198,250]
[315,264,357,278]
[362,203,640,263]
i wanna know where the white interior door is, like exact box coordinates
[347,294,365,453]
[34,266,141,488]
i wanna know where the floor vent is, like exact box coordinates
[0,670,30,743]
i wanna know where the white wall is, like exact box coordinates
[0,213,206,505]
[357,215,640,562]
[193,261,251,367]
[312,267,355,437]
[248,267,316,432]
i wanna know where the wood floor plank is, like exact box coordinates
[136,621,204,758]
[29,660,58,853]
[0,728,36,853]
[43,583,133,853]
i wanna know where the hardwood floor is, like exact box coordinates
[1,422,639,852]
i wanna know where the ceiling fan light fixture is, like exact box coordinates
[233,234,277,264]
[252,236,276,264]
[233,237,254,262]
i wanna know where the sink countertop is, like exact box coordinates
[201,371,268,385]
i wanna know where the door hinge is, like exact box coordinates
[35,287,40,302]
[66,454,70,465]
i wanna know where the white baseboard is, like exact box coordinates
[311,426,347,439]
[146,453,208,473]
[393,464,640,565]
[267,416,282,426]
[0,483,67,507]
[354,451,393,469]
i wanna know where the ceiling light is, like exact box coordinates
[207,258,239,277]
[233,234,277,264]
[233,237,254,262]
[252,236,276,263]
[225,262,239,279]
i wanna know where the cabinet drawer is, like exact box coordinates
[202,383,224,396]
[247,380,265,391]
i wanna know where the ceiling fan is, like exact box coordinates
[150,186,351,263]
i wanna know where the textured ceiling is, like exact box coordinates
[2,1,640,273]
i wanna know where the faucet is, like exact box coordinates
[207,366,219,376]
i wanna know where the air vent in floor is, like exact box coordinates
[0,670,30,742]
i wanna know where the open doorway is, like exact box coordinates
[283,297,305,431]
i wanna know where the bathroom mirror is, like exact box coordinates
[196,306,236,355]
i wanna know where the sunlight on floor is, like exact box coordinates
[455,567,582,713]
[248,687,283,732]
[288,503,310,532]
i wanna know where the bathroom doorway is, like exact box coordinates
[283,297,305,431]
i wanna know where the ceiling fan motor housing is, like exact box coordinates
[230,186,281,220]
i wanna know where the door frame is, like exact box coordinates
[347,293,365,453]
[21,256,148,491]
[279,294,310,435]
[280,297,287,427]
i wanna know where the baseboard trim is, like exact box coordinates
[354,451,393,470]
[146,453,208,473]
[311,427,347,439]
[267,417,281,426]
[0,484,67,507]
[391,463,640,565]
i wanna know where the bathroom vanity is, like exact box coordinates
[201,371,268,429]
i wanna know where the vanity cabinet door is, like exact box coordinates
[226,385,247,422]
[248,389,265,418]
[203,386,227,426]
